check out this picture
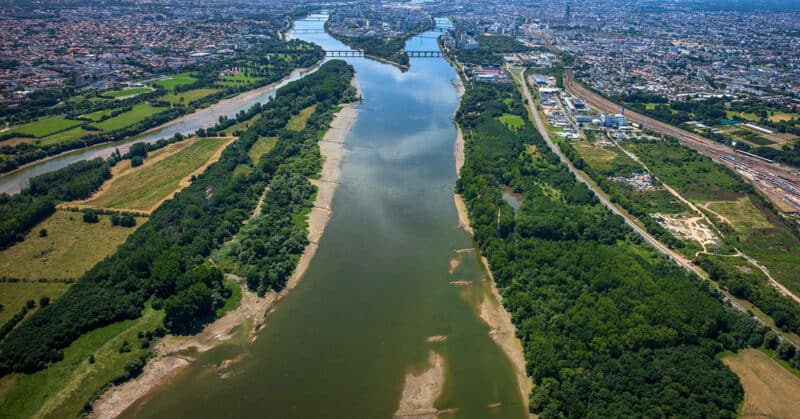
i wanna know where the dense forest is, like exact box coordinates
[456,80,774,417]
[0,40,324,174]
[0,60,356,375]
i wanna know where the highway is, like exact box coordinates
[563,70,800,214]
[512,68,800,348]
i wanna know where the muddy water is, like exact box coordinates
[122,15,526,419]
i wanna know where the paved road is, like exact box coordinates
[512,68,776,312]
[512,68,800,348]
[563,70,800,194]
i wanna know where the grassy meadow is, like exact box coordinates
[286,105,317,132]
[150,72,197,91]
[161,88,220,105]
[0,305,163,419]
[0,210,136,280]
[8,118,84,138]
[86,138,231,211]
[90,104,166,132]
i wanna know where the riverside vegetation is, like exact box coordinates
[562,132,800,341]
[0,40,323,173]
[456,79,776,417]
[0,58,355,400]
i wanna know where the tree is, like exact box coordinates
[38,229,47,237]
[82,210,99,223]
[38,296,49,308]
[128,142,148,159]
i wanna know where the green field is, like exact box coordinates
[248,136,277,164]
[90,104,166,132]
[80,109,114,122]
[39,127,90,146]
[217,71,263,88]
[0,305,163,419]
[8,118,84,138]
[226,115,261,135]
[161,88,220,105]
[151,72,197,91]
[498,113,526,132]
[0,210,136,280]
[104,87,152,98]
[287,105,317,132]
[0,282,70,325]
[725,110,760,122]
[623,140,748,201]
[86,138,229,211]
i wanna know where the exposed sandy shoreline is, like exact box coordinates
[451,69,533,410]
[394,350,445,418]
[90,87,359,419]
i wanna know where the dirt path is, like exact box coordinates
[616,142,800,304]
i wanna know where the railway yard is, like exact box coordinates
[564,70,800,218]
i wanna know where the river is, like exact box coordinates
[120,15,527,418]
[0,67,320,195]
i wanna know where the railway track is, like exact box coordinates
[563,70,800,210]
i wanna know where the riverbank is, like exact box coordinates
[451,74,533,410]
[0,64,321,195]
[89,94,358,419]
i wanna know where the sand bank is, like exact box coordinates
[394,350,444,418]
[91,94,358,419]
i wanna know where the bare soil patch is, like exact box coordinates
[722,349,800,419]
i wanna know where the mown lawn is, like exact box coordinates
[161,88,220,105]
[104,87,152,98]
[0,210,136,281]
[151,72,197,91]
[90,104,167,132]
[498,113,525,132]
[8,118,84,138]
[39,127,90,146]
[217,71,263,88]
[86,138,230,211]
[0,305,163,419]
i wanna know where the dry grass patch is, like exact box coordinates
[0,210,135,281]
[0,282,70,325]
[84,137,233,212]
[706,197,773,233]
[248,136,278,164]
[722,349,800,418]
[286,104,317,132]
[574,141,618,172]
